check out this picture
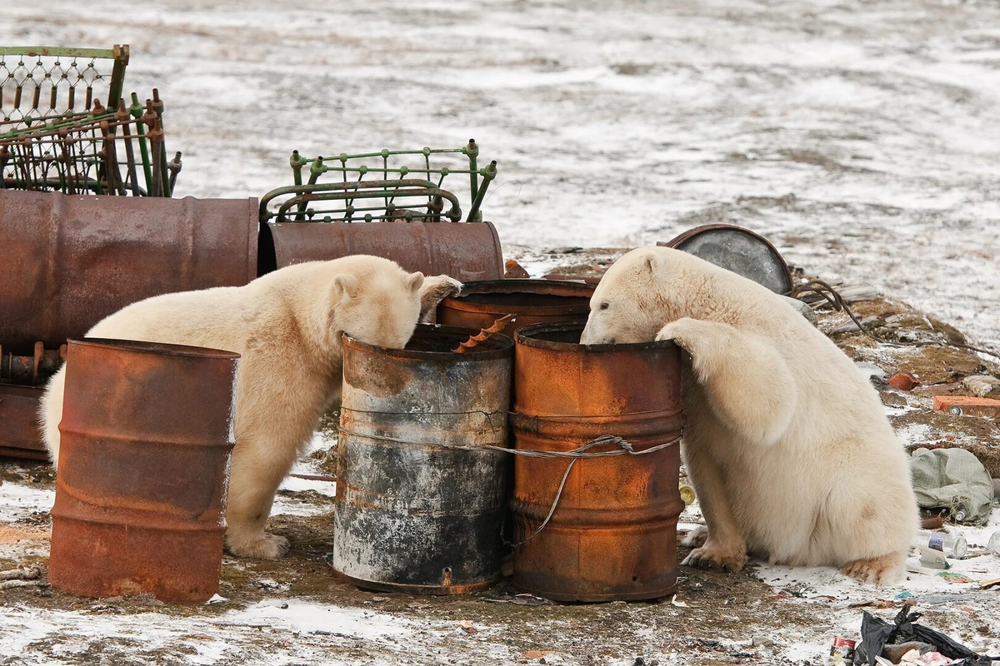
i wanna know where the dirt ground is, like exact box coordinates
[2,250,999,665]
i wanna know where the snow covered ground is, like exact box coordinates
[4,0,999,348]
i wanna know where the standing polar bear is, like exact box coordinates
[41,255,461,559]
[580,247,918,584]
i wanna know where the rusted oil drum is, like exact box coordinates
[0,189,258,354]
[48,338,239,603]
[510,322,684,602]
[659,224,792,295]
[258,221,504,282]
[437,279,594,337]
[0,384,47,460]
[334,324,513,594]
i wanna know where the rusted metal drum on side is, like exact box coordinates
[437,279,594,337]
[511,322,684,602]
[48,338,239,603]
[258,221,504,282]
[659,224,793,295]
[334,325,513,594]
[0,384,48,460]
[0,189,258,354]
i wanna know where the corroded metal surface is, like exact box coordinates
[258,220,504,282]
[659,224,793,295]
[0,189,258,354]
[334,325,513,595]
[48,338,239,602]
[437,279,594,338]
[510,322,683,602]
[0,384,47,460]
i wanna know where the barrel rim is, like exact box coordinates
[514,321,677,353]
[344,323,514,360]
[441,279,594,316]
[70,337,241,360]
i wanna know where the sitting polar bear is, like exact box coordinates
[41,255,461,559]
[580,247,918,584]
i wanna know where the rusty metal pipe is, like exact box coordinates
[48,338,239,602]
[510,322,684,602]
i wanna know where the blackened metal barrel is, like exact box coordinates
[436,279,594,338]
[48,338,239,603]
[510,322,684,602]
[334,324,513,594]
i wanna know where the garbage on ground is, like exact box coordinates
[853,603,993,665]
[910,448,994,524]
[917,531,968,559]
[933,396,1000,419]
[888,372,921,391]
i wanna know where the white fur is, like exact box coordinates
[40,255,461,559]
[581,247,919,584]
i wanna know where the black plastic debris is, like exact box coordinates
[853,603,996,665]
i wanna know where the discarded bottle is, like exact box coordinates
[679,483,696,505]
[988,531,1000,557]
[918,531,967,559]
[953,509,968,522]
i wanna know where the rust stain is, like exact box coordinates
[48,338,239,603]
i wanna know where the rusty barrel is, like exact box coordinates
[49,338,239,603]
[510,322,684,602]
[437,279,594,337]
[334,324,513,594]
[0,189,258,354]
[258,221,504,282]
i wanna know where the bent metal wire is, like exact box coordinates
[259,139,497,224]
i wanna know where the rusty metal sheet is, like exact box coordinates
[334,325,513,595]
[258,221,504,282]
[0,189,258,354]
[437,279,594,338]
[0,384,47,460]
[48,338,239,603]
[510,322,684,602]
[659,224,793,295]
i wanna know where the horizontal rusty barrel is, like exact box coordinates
[334,324,513,594]
[0,189,258,354]
[437,279,594,337]
[49,338,239,603]
[258,221,504,282]
[511,322,684,602]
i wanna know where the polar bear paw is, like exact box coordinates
[841,553,902,586]
[227,532,290,559]
[681,525,709,548]
[682,542,747,573]
[419,275,464,321]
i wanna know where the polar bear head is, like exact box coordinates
[329,257,425,350]
[580,247,690,345]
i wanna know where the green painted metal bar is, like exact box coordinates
[466,160,497,223]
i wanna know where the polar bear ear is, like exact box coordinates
[406,272,425,294]
[643,253,658,274]
[333,274,359,300]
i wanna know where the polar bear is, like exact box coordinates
[41,255,461,559]
[580,247,918,584]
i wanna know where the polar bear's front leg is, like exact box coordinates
[680,443,747,572]
[224,441,294,559]
[656,318,797,447]
[418,275,463,322]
